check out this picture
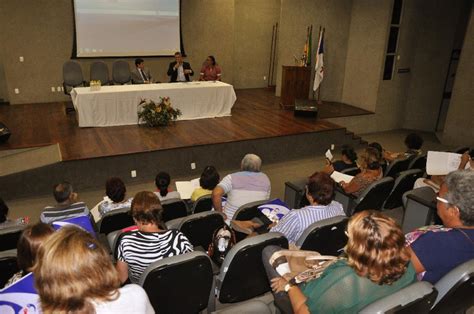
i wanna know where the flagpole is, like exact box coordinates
[317,28,325,105]
[312,26,321,100]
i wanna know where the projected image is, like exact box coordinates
[74,0,180,57]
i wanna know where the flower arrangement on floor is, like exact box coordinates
[137,97,182,127]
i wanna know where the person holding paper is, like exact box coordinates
[408,170,474,284]
[323,145,358,174]
[339,147,383,197]
[131,58,153,84]
[167,52,194,82]
[191,166,220,202]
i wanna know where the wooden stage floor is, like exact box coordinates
[0,89,372,161]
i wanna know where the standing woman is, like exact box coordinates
[199,56,222,81]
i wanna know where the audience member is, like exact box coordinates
[270,172,345,244]
[116,191,193,284]
[131,58,153,84]
[212,154,271,221]
[199,55,222,81]
[33,226,154,313]
[154,171,181,202]
[368,141,388,172]
[167,52,194,82]
[191,166,220,202]
[339,147,383,197]
[384,132,424,162]
[91,177,133,222]
[323,145,358,174]
[0,198,28,229]
[40,182,90,223]
[264,210,416,313]
[4,223,54,287]
[408,170,474,284]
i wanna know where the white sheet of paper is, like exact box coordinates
[175,178,200,199]
[331,171,354,183]
[426,151,465,175]
[325,149,333,161]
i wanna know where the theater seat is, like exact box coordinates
[359,281,437,314]
[166,211,225,250]
[97,207,134,235]
[231,199,275,241]
[341,167,361,176]
[383,169,423,210]
[334,177,395,216]
[295,215,348,255]
[408,153,427,171]
[283,178,307,209]
[212,232,288,310]
[0,225,26,252]
[401,187,437,234]
[192,195,213,214]
[0,250,19,288]
[431,259,474,314]
[384,158,413,178]
[139,251,214,314]
[161,198,188,222]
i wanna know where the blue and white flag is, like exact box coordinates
[51,215,96,236]
[0,273,39,314]
[258,199,291,223]
[313,29,325,91]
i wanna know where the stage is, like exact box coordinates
[0,88,372,161]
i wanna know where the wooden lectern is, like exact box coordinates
[280,66,311,109]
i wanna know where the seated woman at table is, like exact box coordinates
[191,166,220,202]
[154,171,181,202]
[199,56,222,81]
[264,210,416,313]
[339,147,383,197]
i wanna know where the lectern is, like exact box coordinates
[280,66,311,109]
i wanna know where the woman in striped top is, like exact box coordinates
[116,191,193,284]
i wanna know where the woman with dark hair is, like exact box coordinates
[33,227,154,313]
[324,145,358,173]
[154,171,181,202]
[91,177,133,221]
[4,223,54,287]
[116,191,193,284]
[339,147,383,197]
[199,55,222,81]
[191,166,220,202]
[384,132,424,162]
[264,211,416,313]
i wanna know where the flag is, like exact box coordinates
[313,28,324,91]
[303,26,309,62]
[307,26,312,66]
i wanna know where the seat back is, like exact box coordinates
[214,300,272,314]
[453,146,470,154]
[408,153,427,171]
[0,252,19,288]
[384,158,412,178]
[162,198,188,222]
[90,61,110,85]
[139,251,214,314]
[97,207,134,235]
[283,178,307,209]
[296,216,348,255]
[112,60,131,84]
[383,169,423,210]
[352,177,394,215]
[232,199,274,221]
[192,195,213,214]
[63,60,84,94]
[178,211,225,250]
[0,225,26,252]
[217,232,288,303]
[359,281,437,314]
[401,189,437,234]
[431,259,474,314]
[341,167,361,176]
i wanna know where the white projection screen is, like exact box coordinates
[73,0,181,57]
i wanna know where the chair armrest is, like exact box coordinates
[406,194,436,209]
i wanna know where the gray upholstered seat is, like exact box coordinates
[62,60,85,95]
[90,61,110,85]
[383,169,423,210]
[295,215,348,254]
[112,60,131,84]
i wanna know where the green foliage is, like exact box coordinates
[137,97,182,127]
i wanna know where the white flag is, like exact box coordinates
[313,29,324,91]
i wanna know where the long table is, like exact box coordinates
[71,81,237,127]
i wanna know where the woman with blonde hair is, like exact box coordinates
[33,226,154,313]
[265,210,416,313]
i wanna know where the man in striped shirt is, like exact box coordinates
[40,182,90,223]
[271,172,345,244]
[212,154,271,221]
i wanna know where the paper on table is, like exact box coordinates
[330,171,354,183]
[175,178,200,199]
[325,149,333,161]
[426,151,467,175]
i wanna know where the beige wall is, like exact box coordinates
[442,6,474,146]
[275,0,352,100]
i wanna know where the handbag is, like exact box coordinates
[269,249,338,284]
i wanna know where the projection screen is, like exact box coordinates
[73,0,180,57]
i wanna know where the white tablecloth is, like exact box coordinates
[71,81,237,127]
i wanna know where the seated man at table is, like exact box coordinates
[167,52,194,82]
[131,58,152,84]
